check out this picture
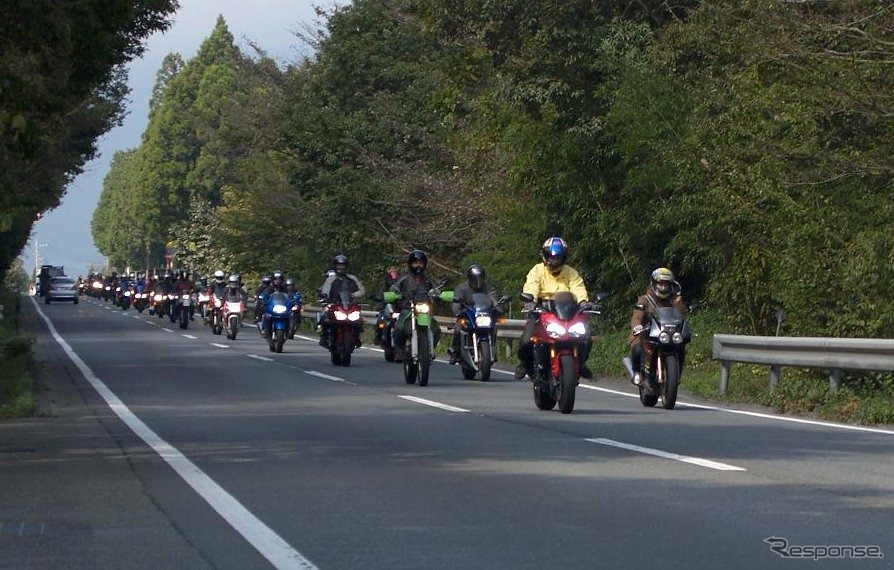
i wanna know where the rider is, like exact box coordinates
[390,249,442,362]
[225,274,245,302]
[514,237,594,380]
[210,270,227,298]
[448,263,500,365]
[629,267,685,391]
[254,275,271,322]
[318,255,366,348]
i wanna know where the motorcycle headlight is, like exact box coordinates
[272,304,288,314]
[659,331,670,344]
[672,332,684,344]
[391,312,401,320]
[474,316,492,327]
[124,291,131,296]
[415,303,430,314]
[567,321,588,336]
[546,322,567,337]
[334,310,348,321]
[348,310,361,321]
[153,294,163,301]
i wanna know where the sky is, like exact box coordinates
[21,0,330,278]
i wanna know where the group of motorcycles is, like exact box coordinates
[82,273,695,415]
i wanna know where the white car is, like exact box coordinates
[45,277,79,304]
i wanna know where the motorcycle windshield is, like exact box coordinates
[655,307,684,327]
[336,290,352,308]
[471,293,494,312]
[552,291,578,320]
[411,290,430,303]
[268,292,289,309]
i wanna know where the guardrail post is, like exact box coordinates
[719,360,730,396]
[829,369,841,393]
[769,365,780,392]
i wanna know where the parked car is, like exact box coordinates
[45,277,79,304]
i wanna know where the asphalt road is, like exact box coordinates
[2,295,892,569]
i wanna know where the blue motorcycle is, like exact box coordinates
[453,293,506,382]
[259,291,291,353]
[287,291,303,340]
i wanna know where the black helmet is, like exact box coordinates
[333,254,348,277]
[408,250,428,275]
[272,270,283,284]
[467,264,485,291]
[261,275,271,285]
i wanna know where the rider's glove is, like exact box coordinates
[632,324,644,336]
[579,301,596,312]
[428,288,438,298]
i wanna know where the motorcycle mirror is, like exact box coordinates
[634,303,646,310]
[594,291,609,303]
[497,295,510,305]
[519,292,534,303]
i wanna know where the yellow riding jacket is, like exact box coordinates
[522,263,588,303]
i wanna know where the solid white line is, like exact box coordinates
[30,297,317,569]
[132,316,141,320]
[182,334,197,340]
[577,384,894,436]
[161,328,173,333]
[303,370,348,383]
[247,354,274,363]
[586,438,745,472]
[210,343,229,349]
[398,395,470,413]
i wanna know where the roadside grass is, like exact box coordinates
[0,289,35,418]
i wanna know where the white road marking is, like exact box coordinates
[210,343,229,349]
[247,354,274,362]
[398,395,470,413]
[161,328,174,333]
[303,370,350,384]
[586,438,746,472]
[182,334,197,340]
[31,297,317,570]
[578,384,894,436]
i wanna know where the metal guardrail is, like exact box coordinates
[713,334,894,395]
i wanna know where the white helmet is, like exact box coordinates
[213,270,225,284]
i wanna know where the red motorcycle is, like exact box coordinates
[208,291,225,335]
[521,291,601,414]
[322,290,364,367]
[223,295,246,340]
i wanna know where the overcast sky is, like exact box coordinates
[22,0,330,278]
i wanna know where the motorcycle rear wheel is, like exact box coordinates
[533,377,557,410]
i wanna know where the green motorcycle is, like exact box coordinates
[383,289,453,386]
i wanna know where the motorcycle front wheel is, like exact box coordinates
[660,353,680,410]
[274,329,285,353]
[477,339,492,382]
[557,354,577,414]
[339,328,353,367]
[417,329,431,386]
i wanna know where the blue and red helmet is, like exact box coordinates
[541,237,568,271]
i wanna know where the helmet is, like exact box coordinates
[213,270,225,284]
[285,278,295,286]
[467,263,485,291]
[272,271,283,285]
[333,254,348,277]
[261,275,271,284]
[650,267,675,300]
[227,274,239,288]
[541,237,568,273]
[407,250,428,275]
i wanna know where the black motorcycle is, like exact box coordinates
[625,306,693,410]
[373,301,400,362]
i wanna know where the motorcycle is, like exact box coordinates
[287,292,303,340]
[623,305,693,410]
[373,302,400,362]
[197,288,211,323]
[173,292,192,329]
[320,290,363,367]
[132,282,149,312]
[452,293,507,382]
[521,291,602,414]
[208,292,225,335]
[383,289,452,387]
[223,295,246,340]
[119,284,132,310]
[260,291,290,353]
